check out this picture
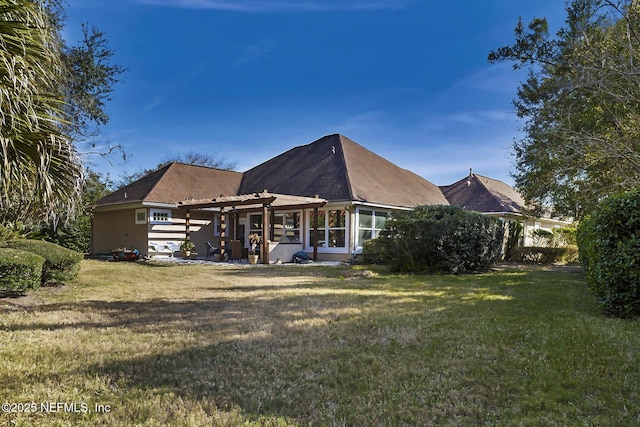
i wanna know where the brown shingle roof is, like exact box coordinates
[95,162,243,206]
[96,135,449,209]
[440,173,525,214]
[239,134,448,208]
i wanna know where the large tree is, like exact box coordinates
[0,0,82,225]
[489,0,640,219]
[0,0,123,226]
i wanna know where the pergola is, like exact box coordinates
[178,191,327,264]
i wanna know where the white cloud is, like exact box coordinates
[230,40,277,67]
[136,0,407,12]
[451,62,522,93]
[441,109,513,127]
[334,111,389,133]
[142,94,166,113]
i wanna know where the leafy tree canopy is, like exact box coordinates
[489,0,640,219]
[0,0,123,227]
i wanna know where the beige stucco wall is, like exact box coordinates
[92,208,148,255]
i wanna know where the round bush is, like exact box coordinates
[0,248,46,295]
[0,239,83,284]
[577,190,640,318]
[379,205,504,274]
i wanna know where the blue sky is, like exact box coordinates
[65,0,568,187]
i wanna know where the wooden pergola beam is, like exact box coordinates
[178,192,327,264]
[178,194,277,210]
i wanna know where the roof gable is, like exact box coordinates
[339,135,448,207]
[440,174,524,213]
[95,163,243,206]
[240,134,448,208]
[239,134,353,201]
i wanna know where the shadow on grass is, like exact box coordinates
[3,265,597,424]
[78,272,599,425]
[79,298,490,424]
[63,271,590,423]
[4,268,591,333]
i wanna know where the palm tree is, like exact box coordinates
[0,0,83,225]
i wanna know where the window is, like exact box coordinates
[249,214,263,240]
[150,209,171,224]
[356,209,388,246]
[249,212,301,243]
[273,212,301,242]
[135,208,147,225]
[309,209,347,248]
[213,213,224,237]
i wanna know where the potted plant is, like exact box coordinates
[180,239,196,259]
[248,233,261,264]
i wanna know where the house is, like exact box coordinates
[440,171,572,245]
[91,134,568,263]
[91,134,447,262]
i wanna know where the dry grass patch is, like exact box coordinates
[1,260,639,425]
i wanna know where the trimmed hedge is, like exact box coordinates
[511,246,579,264]
[0,248,46,295]
[377,205,504,274]
[577,190,640,318]
[0,239,83,284]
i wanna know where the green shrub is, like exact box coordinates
[577,190,640,318]
[530,228,554,246]
[379,205,504,274]
[41,214,91,253]
[511,246,579,264]
[553,226,577,247]
[0,248,46,295]
[503,221,523,261]
[0,239,83,284]
[362,238,388,264]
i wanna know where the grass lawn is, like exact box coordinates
[1,260,639,426]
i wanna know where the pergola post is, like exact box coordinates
[270,207,275,241]
[313,207,319,261]
[185,209,191,241]
[220,207,226,259]
[261,203,269,264]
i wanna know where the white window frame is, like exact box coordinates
[135,208,147,225]
[306,208,349,253]
[355,208,389,248]
[273,211,302,243]
[248,211,302,243]
[150,208,172,224]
